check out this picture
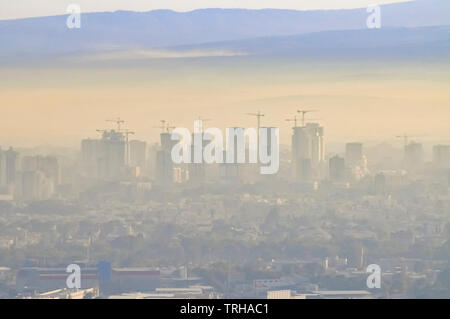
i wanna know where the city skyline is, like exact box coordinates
[3,116,448,197]
[0,109,448,150]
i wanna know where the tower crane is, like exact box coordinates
[154,120,168,133]
[165,123,176,133]
[396,134,426,148]
[246,110,265,129]
[287,116,321,129]
[107,117,125,131]
[194,116,211,133]
[96,129,107,138]
[297,109,318,127]
[154,120,177,134]
[285,115,298,128]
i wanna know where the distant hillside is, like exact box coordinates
[173,26,450,59]
[0,0,449,61]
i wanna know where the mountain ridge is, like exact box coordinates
[0,0,448,61]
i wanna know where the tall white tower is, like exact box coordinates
[291,123,324,181]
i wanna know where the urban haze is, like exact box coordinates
[0,0,449,300]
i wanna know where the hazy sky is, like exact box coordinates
[1,0,411,20]
[1,59,448,148]
[1,0,447,149]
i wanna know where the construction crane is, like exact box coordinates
[246,110,265,129]
[197,116,211,121]
[286,116,321,129]
[107,117,125,131]
[285,115,298,128]
[154,120,168,133]
[297,109,318,127]
[96,129,107,138]
[195,116,211,133]
[165,122,176,133]
[122,129,135,141]
[396,134,425,148]
[154,120,177,133]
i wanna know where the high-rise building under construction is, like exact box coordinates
[291,123,324,182]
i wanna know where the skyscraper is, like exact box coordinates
[160,132,173,152]
[155,150,174,185]
[20,170,54,201]
[81,138,102,179]
[329,155,346,183]
[345,143,363,167]
[345,142,368,180]
[129,140,147,171]
[404,142,423,171]
[433,145,450,168]
[5,147,19,186]
[101,130,126,180]
[0,149,6,189]
[81,130,126,181]
[306,123,325,168]
[15,155,59,200]
[155,132,178,185]
[21,155,60,186]
[39,156,60,186]
[291,123,324,181]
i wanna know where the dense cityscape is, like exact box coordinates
[0,114,449,299]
